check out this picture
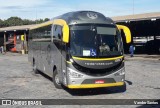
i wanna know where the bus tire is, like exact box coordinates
[53,69,62,89]
[33,59,39,74]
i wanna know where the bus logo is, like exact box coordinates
[87,12,98,19]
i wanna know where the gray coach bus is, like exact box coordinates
[28,11,131,89]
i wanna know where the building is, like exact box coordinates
[112,12,160,54]
[0,24,37,53]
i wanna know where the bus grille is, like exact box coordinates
[73,61,123,77]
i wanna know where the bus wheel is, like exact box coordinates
[53,70,62,89]
[33,60,39,74]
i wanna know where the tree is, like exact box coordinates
[35,19,45,24]
[44,18,50,22]
[0,17,50,27]
[5,17,23,26]
[0,19,4,27]
[23,19,35,25]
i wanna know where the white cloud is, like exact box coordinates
[0,0,47,7]
[0,0,50,19]
[1,0,131,19]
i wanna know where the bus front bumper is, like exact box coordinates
[67,81,124,89]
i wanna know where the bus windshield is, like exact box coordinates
[69,24,123,57]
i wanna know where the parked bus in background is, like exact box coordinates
[28,11,131,90]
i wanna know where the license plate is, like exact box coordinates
[95,80,104,84]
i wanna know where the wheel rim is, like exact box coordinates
[55,74,60,85]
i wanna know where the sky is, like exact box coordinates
[0,0,160,20]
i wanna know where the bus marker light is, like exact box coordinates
[70,59,74,63]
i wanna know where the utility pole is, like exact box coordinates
[35,7,38,24]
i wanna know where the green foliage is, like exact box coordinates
[0,19,4,27]
[6,17,23,26]
[0,17,50,27]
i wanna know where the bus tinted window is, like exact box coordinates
[69,24,123,57]
[53,25,62,39]
[97,27,116,35]
[31,25,51,42]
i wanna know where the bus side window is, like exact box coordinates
[53,25,57,39]
[53,25,62,40]
[57,26,62,40]
[53,25,63,50]
[39,25,51,41]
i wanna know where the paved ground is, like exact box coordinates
[0,53,160,108]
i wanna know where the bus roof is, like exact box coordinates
[52,11,115,25]
[30,11,116,29]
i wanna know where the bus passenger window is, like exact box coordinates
[53,25,62,40]
[53,25,63,50]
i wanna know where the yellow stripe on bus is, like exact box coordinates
[30,19,68,29]
[66,61,72,64]
[72,56,123,61]
[30,20,54,30]
[68,82,124,89]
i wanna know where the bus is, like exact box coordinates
[28,11,131,89]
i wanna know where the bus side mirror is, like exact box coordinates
[62,25,69,43]
[116,25,131,44]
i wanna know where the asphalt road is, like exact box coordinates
[0,53,160,108]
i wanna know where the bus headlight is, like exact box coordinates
[67,68,83,78]
[115,68,125,76]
